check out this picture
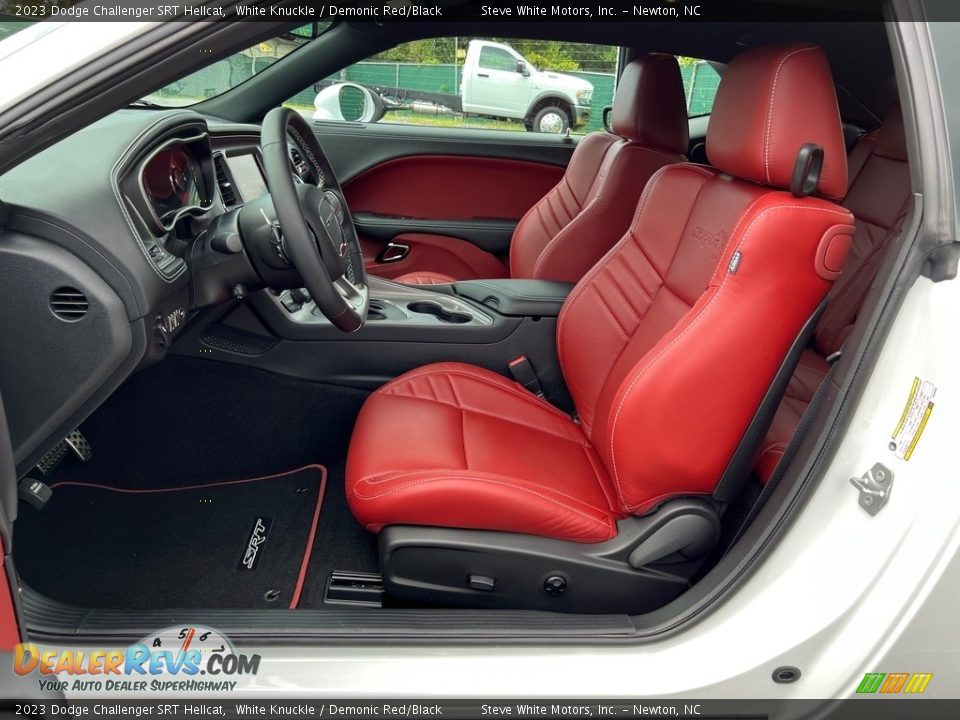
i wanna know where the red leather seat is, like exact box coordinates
[395,53,689,285]
[347,43,854,541]
[754,104,911,483]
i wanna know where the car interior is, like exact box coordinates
[0,14,925,640]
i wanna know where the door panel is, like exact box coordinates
[359,233,509,282]
[343,154,563,220]
[311,122,575,279]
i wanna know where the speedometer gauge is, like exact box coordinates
[139,134,214,230]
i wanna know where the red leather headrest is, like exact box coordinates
[707,43,847,199]
[612,53,689,154]
[874,102,907,162]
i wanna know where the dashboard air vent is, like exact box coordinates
[50,287,88,321]
[213,154,238,207]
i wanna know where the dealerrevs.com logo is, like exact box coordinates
[13,626,260,693]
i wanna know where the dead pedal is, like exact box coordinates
[18,477,53,510]
[35,429,92,475]
[324,570,384,607]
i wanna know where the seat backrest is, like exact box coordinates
[557,43,855,514]
[814,103,911,355]
[509,54,688,283]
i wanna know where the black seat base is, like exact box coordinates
[379,498,721,613]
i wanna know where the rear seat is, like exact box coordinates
[754,103,912,483]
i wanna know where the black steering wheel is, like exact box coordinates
[260,107,368,332]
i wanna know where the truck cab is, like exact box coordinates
[460,40,594,133]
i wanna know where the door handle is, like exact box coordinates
[477,73,490,78]
[376,242,410,264]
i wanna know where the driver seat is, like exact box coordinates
[346,44,854,610]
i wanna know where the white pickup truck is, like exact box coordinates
[314,40,595,134]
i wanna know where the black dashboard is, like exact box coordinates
[0,109,274,475]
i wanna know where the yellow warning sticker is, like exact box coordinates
[890,377,936,461]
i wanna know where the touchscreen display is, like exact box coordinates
[226,153,268,201]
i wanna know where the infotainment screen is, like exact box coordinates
[225,153,268,202]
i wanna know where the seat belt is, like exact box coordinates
[724,363,838,553]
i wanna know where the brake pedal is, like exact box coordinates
[35,429,92,475]
[18,478,53,510]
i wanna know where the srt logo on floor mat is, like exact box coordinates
[238,517,272,570]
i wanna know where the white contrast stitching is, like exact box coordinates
[763,47,817,185]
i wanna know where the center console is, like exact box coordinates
[179,275,576,403]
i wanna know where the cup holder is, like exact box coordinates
[407,301,471,324]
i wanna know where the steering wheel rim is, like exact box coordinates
[260,107,368,332]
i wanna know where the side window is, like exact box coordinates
[478,46,518,72]
[287,38,619,136]
[679,57,721,117]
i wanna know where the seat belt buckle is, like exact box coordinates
[507,355,545,398]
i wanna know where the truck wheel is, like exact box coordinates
[530,106,569,134]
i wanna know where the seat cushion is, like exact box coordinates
[393,270,457,286]
[346,363,623,542]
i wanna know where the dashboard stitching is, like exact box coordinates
[109,111,201,284]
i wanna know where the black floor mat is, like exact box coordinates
[46,355,369,491]
[14,466,326,610]
[296,461,379,608]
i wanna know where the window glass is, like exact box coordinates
[141,23,328,107]
[288,38,619,135]
[478,46,519,72]
[286,42,722,135]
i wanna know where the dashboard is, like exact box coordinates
[0,109,284,474]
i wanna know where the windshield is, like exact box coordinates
[140,23,327,107]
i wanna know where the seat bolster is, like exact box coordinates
[350,469,618,542]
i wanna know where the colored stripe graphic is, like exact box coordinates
[857,673,885,693]
[904,673,933,694]
[857,672,933,694]
[880,673,909,693]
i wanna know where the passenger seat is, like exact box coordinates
[396,53,689,285]
[755,103,912,483]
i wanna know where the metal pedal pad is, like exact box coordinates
[35,429,92,475]
[64,429,93,462]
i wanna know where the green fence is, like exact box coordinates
[682,62,722,116]
[183,57,720,129]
